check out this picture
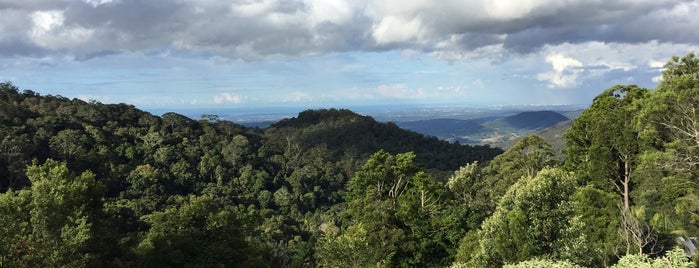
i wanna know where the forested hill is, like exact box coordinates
[268,108,501,171]
[0,85,500,191]
[0,82,502,267]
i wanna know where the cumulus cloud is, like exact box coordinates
[214,92,243,104]
[0,0,697,60]
[537,53,583,88]
[528,41,699,88]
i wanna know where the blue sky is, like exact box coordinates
[1,0,698,110]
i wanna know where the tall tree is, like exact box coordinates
[633,53,699,241]
[565,85,649,211]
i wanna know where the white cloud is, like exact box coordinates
[372,16,426,45]
[306,0,354,25]
[83,0,117,8]
[537,53,583,88]
[429,43,505,61]
[473,79,484,90]
[213,92,243,104]
[548,53,583,73]
[29,10,94,50]
[648,60,665,68]
[484,0,543,20]
[31,10,64,33]
[531,41,699,88]
[376,84,428,99]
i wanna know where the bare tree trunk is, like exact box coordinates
[623,161,630,212]
[613,156,632,212]
[618,205,659,256]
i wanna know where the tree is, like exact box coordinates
[315,222,391,268]
[0,159,105,267]
[0,188,31,267]
[565,85,649,211]
[502,259,583,268]
[342,150,454,267]
[446,161,492,243]
[447,161,484,207]
[571,185,620,266]
[49,129,88,163]
[469,168,586,267]
[482,135,556,206]
[611,247,693,268]
[633,53,699,241]
[222,134,250,169]
[345,150,418,208]
[135,195,266,267]
[342,151,412,266]
[618,206,659,256]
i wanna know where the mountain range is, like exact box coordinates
[396,110,571,145]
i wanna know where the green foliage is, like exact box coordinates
[447,161,484,207]
[611,247,694,268]
[469,167,585,267]
[336,150,458,267]
[571,185,620,266]
[0,85,506,267]
[482,134,556,206]
[135,195,266,267]
[503,258,584,268]
[633,53,699,239]
[454,231,481,264]
[565,85,649,189]
[316,222,391,268]
[0,159,105,267]
[268,108,503,171]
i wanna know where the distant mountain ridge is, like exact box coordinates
[496,111,569,130]
[396,110,569,145]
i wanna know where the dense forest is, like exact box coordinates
[0,53,698,267]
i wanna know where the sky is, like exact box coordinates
[1,0,698,110]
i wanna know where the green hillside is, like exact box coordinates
[397,110,569,144]
[494,119,574,161]
[0,82,502,267]
[267,109,501,171]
